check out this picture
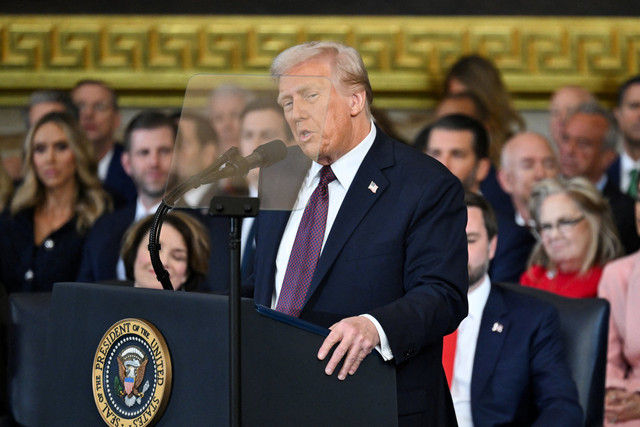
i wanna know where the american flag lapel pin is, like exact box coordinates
[491,322,504,333]
[368,181,378,193]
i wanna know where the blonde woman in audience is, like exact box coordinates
[444,54,525,165]
[0,112,110,293]
[520,176,622,297]
[120,211,210,291]
[598,175,640,426]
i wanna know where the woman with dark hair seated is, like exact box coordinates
[120,211,210,291]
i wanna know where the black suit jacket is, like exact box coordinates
[248,129,469,426]
[470,283,583,426]
[601,178,640,254]
[102,144,137,208]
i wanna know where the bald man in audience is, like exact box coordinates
[492,132,559,283]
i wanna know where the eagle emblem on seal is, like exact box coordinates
[116,346,150,407]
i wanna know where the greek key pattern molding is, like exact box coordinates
[1,16,639,109]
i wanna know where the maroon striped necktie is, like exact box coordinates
[276,165,336,317]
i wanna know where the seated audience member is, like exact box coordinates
[434,91,489,124]
[77,111,177,283]
[444,54,525,165]
[598,174,640,426]
[0,159,13,213]
[25,89,78,129]
[607,75,640,196]
[492,132,559,283]
[558,102,640,254]
[521,177,622,297]
[447,191,582,426]
[120,212,210,291]
[421,91,512,221]
[172,111,220,207]
[71,79,136,207]
[207,84,255,152]
[238,97,295,277]
[548,85,595,147]
[0,112,110,293]
[415,114,490,193]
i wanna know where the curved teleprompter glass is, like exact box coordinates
[164,73,331,213]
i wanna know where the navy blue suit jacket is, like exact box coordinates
[249,130,469,426]
[76,203,136,283]
[489,207,536,284]
[103,144,137,208]
[606,155,622,193]
[470,283,583,427]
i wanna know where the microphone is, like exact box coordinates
[164,146,241,205]
[214,139,288,179]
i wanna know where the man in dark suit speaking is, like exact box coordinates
[247,41,469,426]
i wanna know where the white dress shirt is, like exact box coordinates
[451,274,491,427]
[270,122,393,360]
[98,146,114,182]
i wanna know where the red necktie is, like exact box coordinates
[276,165,336,317]
[442,330,458,388]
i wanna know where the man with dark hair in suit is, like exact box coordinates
[76,110,177,283]
[416,113,491,194]
[450,191,582,426]
[608,75,640,197]
[248,41,468,426]
[71,80,136,207]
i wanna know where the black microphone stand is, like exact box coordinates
[209,195,259,427]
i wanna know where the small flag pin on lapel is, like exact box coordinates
[368,181,378,193]
[491,322,504,333]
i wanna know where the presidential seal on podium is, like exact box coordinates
[92,318,172,426]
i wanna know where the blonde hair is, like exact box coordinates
[271,41,373,119]
[11,112,111,232]
[527,177,622,274]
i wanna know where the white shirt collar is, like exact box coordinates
[98,147,115,181]
[135,198,161,222]
[305,121,376,192]
[467,274,491,320]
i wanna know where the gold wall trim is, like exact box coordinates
[1,15,639,110]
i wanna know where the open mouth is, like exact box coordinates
[298,130,313,142]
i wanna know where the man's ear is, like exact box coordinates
[497,168,513,194]
[488,234,498,261]
[350,90,367,117]
[475,158,491,184]
[121,151,132,177]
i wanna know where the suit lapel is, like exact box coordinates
[471,285,509,398]
[303,131,394,306]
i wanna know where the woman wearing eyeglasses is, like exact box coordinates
[520,176,623,298]
[598,174,640,426]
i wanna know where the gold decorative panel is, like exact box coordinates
[1,16,639,109]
